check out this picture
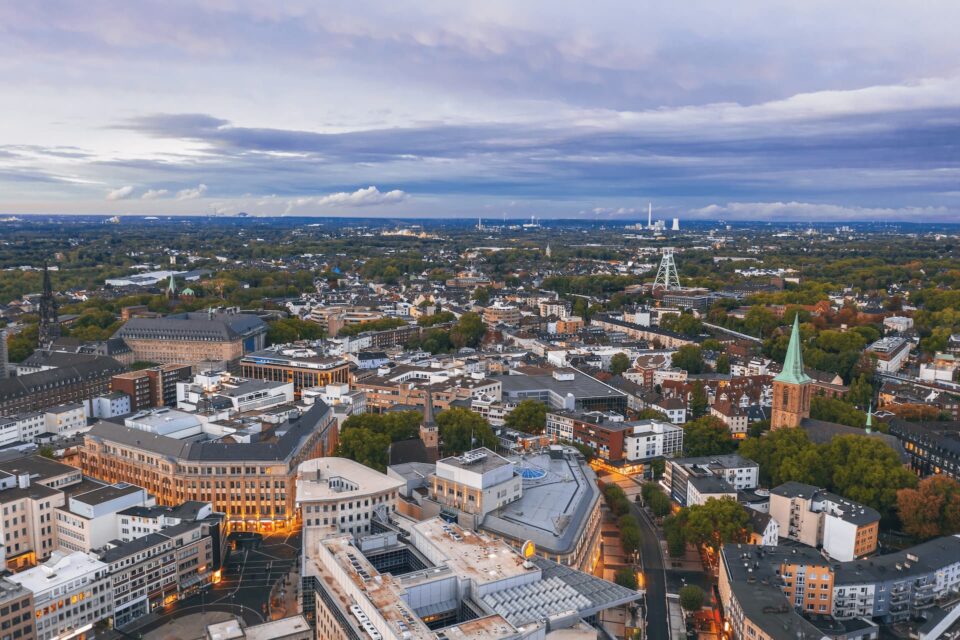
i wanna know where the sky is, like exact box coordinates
[1,1,959,221]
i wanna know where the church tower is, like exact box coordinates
[771,315,812,430]
[38,262,61,348]
[419,388,440,462]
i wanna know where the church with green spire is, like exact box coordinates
[772,315,813,430]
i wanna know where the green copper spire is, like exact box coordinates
[167,274,177,293]
[866,402,873,433]
[774,315,812,385]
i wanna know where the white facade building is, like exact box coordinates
[9,551,114,640]
[296,458,404,538]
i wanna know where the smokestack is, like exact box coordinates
[648,203,652,228]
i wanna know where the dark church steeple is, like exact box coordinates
[38,262,61,348]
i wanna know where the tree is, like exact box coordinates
[635,408,670,421]
[572,298,589,320]
[641,482,672,517]
[682,498,752,553]
[822,435,917,521]
[436,408,498,455]
[679,585,705,613]
[897,476,960,540]
[604,484,632,517]
[615,567,638,590]
[37,445,56,459]
[341,411,422,442]
[610,352,632,376]
[810,396,867,428]
[335,428,391,472]
[619,514,642,555]
[450,312,485,349]
[672,345,704,374]
[715,353,731,374]
[739,428,824,488]
[689,381,708,419]
[505,399,547,434]
[648,457,666,479]
[663,511,689,557]
[473,286,491,306]
[848,373,875,410]
[683,416,736,457]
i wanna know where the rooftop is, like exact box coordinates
[296,457,404,503]
[482,447,600,555]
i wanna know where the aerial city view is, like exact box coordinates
[1,3,960,640]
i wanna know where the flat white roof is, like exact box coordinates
[9,551,106,594]
[296,457,404,503]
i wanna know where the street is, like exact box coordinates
[630,499,669,640]
[114,528,303,637]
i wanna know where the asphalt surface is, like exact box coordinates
[116,528,303,636]
[631,501,669,640]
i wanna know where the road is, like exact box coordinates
[631,500,669,640]
[114,528,302,637]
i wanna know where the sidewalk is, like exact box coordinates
[269,565,301,619]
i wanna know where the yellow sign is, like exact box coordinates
[521,540,536,559]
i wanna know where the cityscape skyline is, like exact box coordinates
[2,2,959,220]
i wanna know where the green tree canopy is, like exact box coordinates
[672,344,705,374]
[615,567,638,590]
[610,352,632,376]
[683,416,737,457]
[436,408,498,455]
[335,428,391,472]
[505,399,547,434]
[679,585,705,612]
[341,411,423,442]
[450,312,486,349]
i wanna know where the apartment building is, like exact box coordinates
[97,518,219,628]
[769,482,880,561]
[662,454,759,507]
[0,579,35,640]
[0,456,83,570]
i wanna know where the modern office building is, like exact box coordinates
[866,337,912,374]
[240,351,350,397]
[392,445,603,573]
